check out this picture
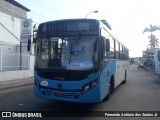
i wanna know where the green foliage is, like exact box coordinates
[148,35,159,48]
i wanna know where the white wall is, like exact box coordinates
[0,11,34,80]
[0,70,31,82]
[0,0,28,19]
[0,11,20,44]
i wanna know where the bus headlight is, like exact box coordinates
[83,84,90,93]
[82,80,98,93]
[91,80,98,89]
[34,79,40,89]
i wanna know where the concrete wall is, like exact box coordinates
[0,0,27,19]
[0,70,31,82]
[0,11,21,44]
[0,2,34,81]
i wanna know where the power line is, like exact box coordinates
[16,0,51,21]
[27,0,51,14]
[30,11,49,20]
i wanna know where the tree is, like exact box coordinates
[148,35,159,48]
[143,24,160,48]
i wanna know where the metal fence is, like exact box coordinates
[0,43,29,72]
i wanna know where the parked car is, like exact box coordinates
[137,62,145,69]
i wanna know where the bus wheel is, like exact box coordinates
[103,78,114,101]
[122,70,127,84]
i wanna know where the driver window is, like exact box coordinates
[101,37,107,59]
[42,38,49,59]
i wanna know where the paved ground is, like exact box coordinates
[0,65,160,120]
[0,77,34,90]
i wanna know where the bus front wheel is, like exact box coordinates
[104,77,114,101]
[122,70,127,84]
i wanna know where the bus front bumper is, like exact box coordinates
[34,84,101,103]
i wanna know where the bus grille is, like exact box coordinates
[35,69,98,81]
[37,71,88,80]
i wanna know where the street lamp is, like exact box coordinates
[85,10,98,18]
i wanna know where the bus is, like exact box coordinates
[29,19,129,103]
[154,48,160,75]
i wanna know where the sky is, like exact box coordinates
[16,0,160,57]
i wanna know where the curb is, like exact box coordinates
[0,77,34,90]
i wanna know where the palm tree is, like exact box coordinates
[148,35,159,48]
[143,24,160,48]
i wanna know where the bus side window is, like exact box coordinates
[109,37,115,59]
[119,44,122,60]
[115,41,119,59]
[119,43,123,60]
[101,37,108,59]
[101,37,105,59]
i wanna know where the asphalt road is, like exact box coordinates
[0,65,160,120]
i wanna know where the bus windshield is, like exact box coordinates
[35,35,99,70]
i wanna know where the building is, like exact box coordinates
[0,0,30,18]
[0,0,34,81]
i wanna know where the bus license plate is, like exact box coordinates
[54,92,65,97]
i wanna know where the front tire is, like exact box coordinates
[106,82,112,100]
[103,78,114,101]
[122,70,127,84]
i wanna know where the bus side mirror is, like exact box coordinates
[27,38,31,52]
[106,39,110,52]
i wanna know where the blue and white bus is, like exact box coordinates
[30,19,129,103]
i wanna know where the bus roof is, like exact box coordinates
[42,18,98,24]
[41,18,112,31]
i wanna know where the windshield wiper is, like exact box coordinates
[69,34,81,64]
[71,34,81,54]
